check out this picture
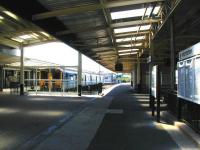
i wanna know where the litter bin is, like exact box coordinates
[98,83,103,94]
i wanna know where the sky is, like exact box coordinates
[23,42,113,74]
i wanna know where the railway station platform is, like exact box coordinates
[1,84,197,150]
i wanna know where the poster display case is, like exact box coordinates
[177,42,200,105]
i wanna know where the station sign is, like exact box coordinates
[179,42,200,61]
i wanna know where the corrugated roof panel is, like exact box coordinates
[38,0,99,10]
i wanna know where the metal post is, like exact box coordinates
[177,97,182,120]
[48,69,51,93]
[131,71,133,87]
[137,54,141,93]
[0,66,3,92]
[33,70,36,90]
[28,71,31,87]
[20,43,24,95]
[62,71,65,94]
[78,52,82,96]
[157,65,161,122]
[149,33,152,108]
[152,96,155,116]
[98,64,101,83]
[170,17,175,91]
[35,69,38,95]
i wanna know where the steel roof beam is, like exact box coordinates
[56,25,108,35]
[116,40,146,46]
[96,51,116,54]
[56,21,156,36]
[92,48,115,52]
[33,0,164,20]
[117,46,144,50]
[115,30,150,37]
[0,37,20,48]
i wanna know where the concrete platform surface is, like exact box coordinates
[0,84,198,150]
[0,95,94,150]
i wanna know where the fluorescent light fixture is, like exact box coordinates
[111,8,145,20]
[118,49,139,53]
[32,33,39,37]
[153,6,161,15]
[3,11,19,20]
[119,52,137,56]
[116,36,145,42]
[19,34,32,39]
[0,16,4,20]
[41,32,50,37]
[11,37,23,42]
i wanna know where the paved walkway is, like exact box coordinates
[30,84,198,150]
[87,84,180,150]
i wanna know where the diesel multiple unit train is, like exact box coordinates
[2,67,116,92]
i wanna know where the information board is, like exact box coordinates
[194,57,200,104]
[177,61,185,98]
[178,42,200,105]
[151,65,157,98]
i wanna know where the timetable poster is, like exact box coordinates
[151,65,157,98]
[177,61,185,98]
[185,59,194,100]
[194,57,200,104]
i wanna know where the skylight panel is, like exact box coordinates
[19,34,33,39]
[153,6,161,15]
[145,7,153,16]
[114,26,139,34]
[111,8,145,20]
[140,25,151,30]
[119,52,137,56]
[116,37,132,43]
[116,36,145,43]
[115,25,151,34]
[118,44,133,47]
[136,36,145,40]
[135,43,143,46]
[118,43,143,47]
[118,49,139,53]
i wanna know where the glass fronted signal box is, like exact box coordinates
[177,42,200,105]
